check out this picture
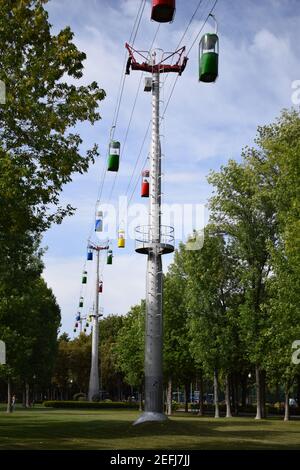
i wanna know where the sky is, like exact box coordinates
[41,0,300,335]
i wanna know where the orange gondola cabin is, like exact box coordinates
[151,0,175,23]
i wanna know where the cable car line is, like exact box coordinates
[111,0,146,133]
[107,70,144,204]
[92,0,147,209]
[162,0,207,87]
[187,0,218,55]
[74,0,219,338]
[127,154,149,206]
[73,0,148,335]
[162,0,218,119]
[124,0,218,205]
[106,23,161,205]
[125,121,151,199]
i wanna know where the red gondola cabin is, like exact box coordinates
[151,0,175,23]
[141,170,150,197]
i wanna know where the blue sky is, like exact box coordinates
[41,0,300,335]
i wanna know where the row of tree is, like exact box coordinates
[0,0,105,409]
[51,109,300,421]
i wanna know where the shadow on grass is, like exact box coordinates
[1,410,300,450]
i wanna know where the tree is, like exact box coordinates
[163,249,197,415]
[0,0,105,232]
[208,150,277,419]
[99,315,125,401]
[0,0,105,408]
[248,109,300,420]
[114,303,145,409]
[0,273,60,407]
[185,228,241,418]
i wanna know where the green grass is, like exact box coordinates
[0,406,299,450]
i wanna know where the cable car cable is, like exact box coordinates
[187,0,218,55]
[93,0,147,205]
[81,0,148,247]
[162,0,218,119]
[106,23,161,205]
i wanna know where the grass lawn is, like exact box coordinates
[0,406,299,450]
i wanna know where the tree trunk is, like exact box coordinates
[255,365,262,419]
[241,374,247,408]
[297,376,300,410]
[22,387,26,408]
[275,382,280,404]
[198,371,204,416]
[167,377,172,416]
[234,373,239,415]
[225,374,232,418]
[7,378,12,413]
[138,389,143,412]
[25,382,30,408]
[184,382,189,413]
[213,369,220,418]
[260,370,266,419]
[230,374,236,414]
[284,388,290,421]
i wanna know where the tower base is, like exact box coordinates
[133,412,168,426]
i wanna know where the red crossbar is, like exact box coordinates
[125,43,188,75]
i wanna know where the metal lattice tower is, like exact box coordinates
[126,45,187,424]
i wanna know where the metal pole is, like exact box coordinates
[134,67,166,424]
[88,249,100,401]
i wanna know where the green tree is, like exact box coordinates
[163,249,196,414]
[114,303,145,409]
[0,0,105,232]
[247,109,300,420]
[208,149,277,419]
[185,228,241,418]
[100,315,125,401]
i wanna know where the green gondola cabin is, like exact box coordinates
[199,33,219,83]
[107,250,113,265]
[108,141,120,172]
[82,271,87,284]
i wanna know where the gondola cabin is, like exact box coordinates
[75,322,78,328]
[118,229,125,248]
[98,281,103,293]
[199,33,219,83]
[87,249,93,261]
[79,297,83,308]
[107,250,113,265]
[141,170,150,197]
[151,0,175,23]
[95,210,103,232]
[73,328,76,333]
[108,141,120,172]
[82,271,87,284]
[76,314,81,321]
